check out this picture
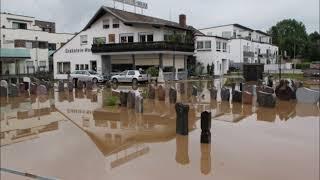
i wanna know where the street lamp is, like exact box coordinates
[35,36,39,73]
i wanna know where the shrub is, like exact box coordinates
[146,66,159,77]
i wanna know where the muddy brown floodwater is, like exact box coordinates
[1,80,319,180]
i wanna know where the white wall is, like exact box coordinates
[0,27,74,74]
[194,36,230,76]
[53,12,187,79]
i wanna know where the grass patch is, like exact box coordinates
[104,95,119,107]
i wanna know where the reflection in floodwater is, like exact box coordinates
[201,143,211,175]
[0,94,65,146]
[176,134,189,165]
[1,79,319,180]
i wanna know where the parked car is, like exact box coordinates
[111,70,148,84]
[70,70,104,83]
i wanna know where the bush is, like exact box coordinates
[296,63,310,69]
[104,96,119,107]
[146,66,159,77]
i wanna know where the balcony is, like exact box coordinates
[91,41,195,54]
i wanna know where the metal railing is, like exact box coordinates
[91,41,195,53]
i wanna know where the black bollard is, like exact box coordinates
[201,111,211,144]
[175,103,189,135]
[240,83,243,92]
[201,111,211,131]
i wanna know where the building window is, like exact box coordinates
[48,43,56,50]
[14,40,26,48]
[57,62,70,74]
[93,37,106,45]
[120,34,134,43]
[139,33,153,42]
[80,35,88,45]
[85,64,89,70]
[75,64,79,70]
[113,19,120,28]
[26,61,34,67]
[205,41,211,49]
[39,61,46,67]
[216,41,221,51]
[103,19,110,29]
[197,41,204,49]
[222,42,227,52]
[80,64,84,70]
[12,22,27,29]
[38,41,48,49]
[109,34,115,43]
[25,41,33,49]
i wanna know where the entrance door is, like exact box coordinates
[90,61,97,72]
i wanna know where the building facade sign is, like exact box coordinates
[65,48,91,53]
[114,0,148,9]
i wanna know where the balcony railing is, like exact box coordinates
[91,41,195,53]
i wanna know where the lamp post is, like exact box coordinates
[35,36,39,73]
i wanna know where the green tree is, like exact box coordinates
[268,19,309,58]
[306,31,320,61]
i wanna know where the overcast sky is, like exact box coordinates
[1,0,319,34]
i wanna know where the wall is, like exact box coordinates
[194,36,230,75]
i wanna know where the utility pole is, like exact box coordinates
[35,36,39,73]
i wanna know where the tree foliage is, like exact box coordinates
[305,31,320,61]
[268,19,309,58]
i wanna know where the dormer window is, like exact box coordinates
[103,19,110,29]
[80,35,88,45]
[113,19,120,28]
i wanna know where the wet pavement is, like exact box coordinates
[1,80,319,180]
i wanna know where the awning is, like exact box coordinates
[0,48,31,59]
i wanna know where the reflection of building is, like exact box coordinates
[55,90,198,168]
[0,12,74,83]
[0,97,64,146]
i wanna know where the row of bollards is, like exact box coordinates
[175,102,212,143]
[119,91,144,113]
[208,83,279,108]
[175,102,212,175]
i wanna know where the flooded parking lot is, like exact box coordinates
[1,80,319,180]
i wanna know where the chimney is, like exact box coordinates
[179,14,186,27]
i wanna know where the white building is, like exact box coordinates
[199,24,279,69]
[53,6,198,81]
[194,35,230,76]
[0,12,74,83]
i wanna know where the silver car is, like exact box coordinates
[70,70,104,83]
[111,70,148,84]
